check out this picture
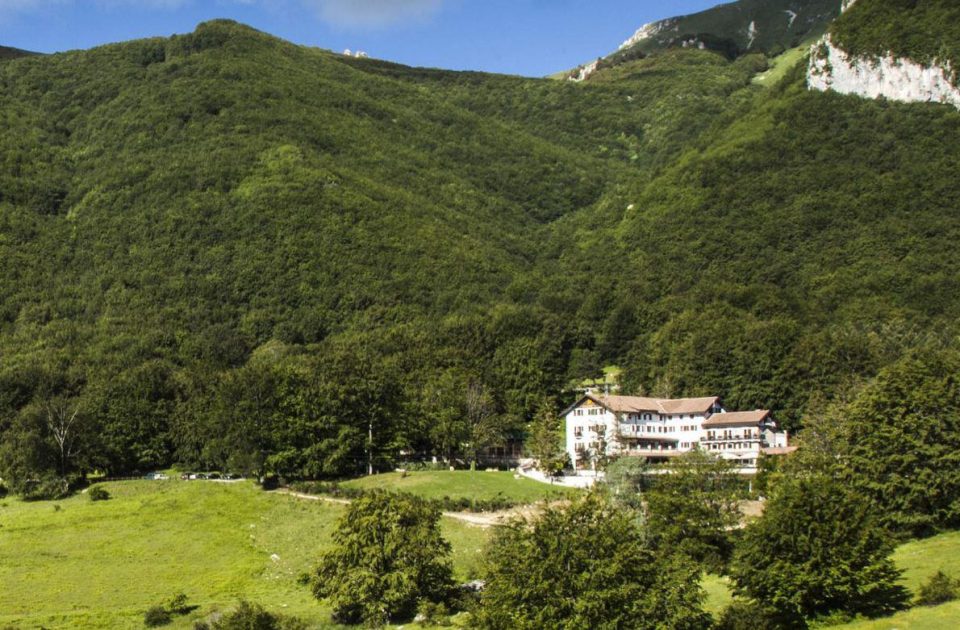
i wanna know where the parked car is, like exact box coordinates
[208,472,222,480]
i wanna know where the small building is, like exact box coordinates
[562,394,790,473]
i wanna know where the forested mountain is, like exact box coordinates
[2,1,959,491]
[619,0,839,56]
[0,45,36,61]
[566,0,839,79]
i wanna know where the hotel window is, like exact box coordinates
[574,427,583,438]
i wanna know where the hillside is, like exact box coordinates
[0,45,36,61]
[809,0,960,108]
[2,5,960,483]
[622,0,838,55]
[567,0,839,80]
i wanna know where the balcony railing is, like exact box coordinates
[701,436,762,443]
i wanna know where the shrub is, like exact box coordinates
[288,482,523,514]
[208,600,307,630]
[166,592,191,615]
[144,605,172,627]
[714,600,783,630]
[916,571,959,606]
[417,600,452,626]
[88,486,110,501]
[21,476,70,501]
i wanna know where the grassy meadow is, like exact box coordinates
[0,480,490,629]
[0,477,957,628]
[339,470,577,504]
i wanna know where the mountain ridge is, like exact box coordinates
[567,0,839,81]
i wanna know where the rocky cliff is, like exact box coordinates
[807,0,960,109]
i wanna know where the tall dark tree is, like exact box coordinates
[840,350,960,536]
[643,449,741,572]
[476,492,711,630]
[730,475,909,626]
[313,491,454,626]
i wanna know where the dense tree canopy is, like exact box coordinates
[2,14,960,492]
[840,350,960,536]
[476,492,710,630]
[312,491,454,626]
[730,475,909,625]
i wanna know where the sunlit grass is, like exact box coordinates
[0,480,491,628]
[341,470,577,504]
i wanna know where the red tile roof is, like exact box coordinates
[596,394,719,415]
[702,410,771,428]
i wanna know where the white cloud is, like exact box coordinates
[304,0,445,29]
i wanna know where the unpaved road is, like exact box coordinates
[272,488,537,527]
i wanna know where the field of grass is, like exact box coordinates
[2,477,955,629]
[340,470,577,504]
[751,43,812,86]
[0,480,491,629]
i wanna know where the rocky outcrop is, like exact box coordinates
[619,19,677,51]
[808,36,960,109]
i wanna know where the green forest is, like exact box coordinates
[1,1,960,499]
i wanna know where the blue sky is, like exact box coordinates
[0,0,723,76]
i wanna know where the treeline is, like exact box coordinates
[0,310,573,496]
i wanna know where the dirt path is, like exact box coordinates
[272,488,530,528]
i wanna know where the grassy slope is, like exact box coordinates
[0,480,490,628]
[1,479,957,628]
[834,532,960,628]
[340,470,576,503]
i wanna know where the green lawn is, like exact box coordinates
[838,601,960,629]
[751,43,812,86]
[0,480,492,629]
[340,470,577,504]
[3,478,955,629]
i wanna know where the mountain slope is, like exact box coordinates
[567,0,839,80]
[1,11,960,481]
[620,0,839,55]
[0,45,36,61]
[809,0,960,108]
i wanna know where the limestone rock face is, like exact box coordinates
[807,36,960,109]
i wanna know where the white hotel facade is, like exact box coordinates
[562,394,791,472]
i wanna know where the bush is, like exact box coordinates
[417,600,452,626]
[20,476,71,501]
[289,482,523,513]
[144,605,172,627]
[916,571,959,606]
[207,600,307,630]
[715,600,783,630]
[88,486,110,501]
[166,592,191,615]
